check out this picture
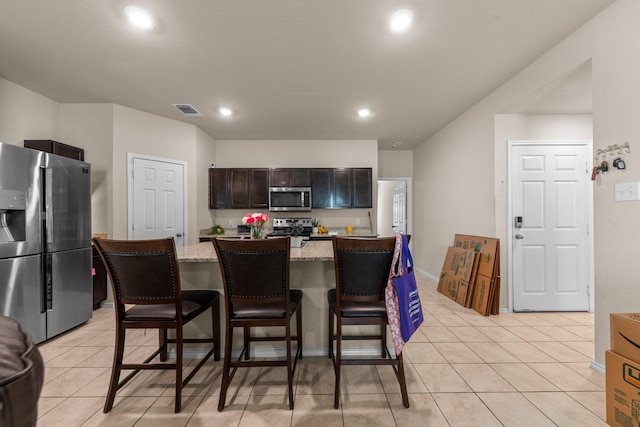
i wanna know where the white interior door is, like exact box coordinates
[393,180,407,235]
[377,178,410,237]
[510,142,590,311]
[128,154,187,247]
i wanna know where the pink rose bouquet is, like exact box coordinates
[242,212,269,239]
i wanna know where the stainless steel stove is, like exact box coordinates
[266,218,313,239]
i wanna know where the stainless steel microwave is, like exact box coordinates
[269,187,312,211]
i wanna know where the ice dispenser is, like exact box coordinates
[0,189,26,242]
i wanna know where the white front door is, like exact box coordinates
[128,154,187,247]
[510,142,591,311]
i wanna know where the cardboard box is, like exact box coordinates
[437,272,460,301]
[472,274,493,316]
[441,246,477,282]
[606,350,640,426]
[456,281,469,306]
[611,313,640,363]
[454,234,500,278]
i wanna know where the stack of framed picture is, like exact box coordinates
[437,234,500,316]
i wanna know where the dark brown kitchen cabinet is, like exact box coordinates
[332,168,352,208]
[209,168,269,209]
[352,168,373,208]
[229,169,250,208]
[209,168,230,209]
[250,168,269,208]
[311,168,332,208]
[92,246,107,309]
[270,168,311,187]
[24,139,84,161]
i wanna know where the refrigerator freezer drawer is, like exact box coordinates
[46,247,92,340]
[0,254,46,343]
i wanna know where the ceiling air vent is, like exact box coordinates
[172,104,203,117]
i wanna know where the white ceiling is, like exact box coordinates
[0,0,611,150]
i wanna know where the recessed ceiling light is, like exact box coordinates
[219,107,233,117]
[124,6,155,30]
[389,9,414,33]
[392,141,403,148]
[357,108,373,118]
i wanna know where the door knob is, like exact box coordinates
[515,234,524,239]
[176,233,183,237]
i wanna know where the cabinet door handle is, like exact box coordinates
[176,233,183,237]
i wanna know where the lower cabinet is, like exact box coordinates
[92,246,107,309]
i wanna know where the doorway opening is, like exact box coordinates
[377,178,412,237]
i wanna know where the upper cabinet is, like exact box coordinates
[24,139,84,161]
[310,168,332,209]
[209,168,269,209]
[209,168,229,209]
[270,168,311,187]
[210,167,372,210]
[351,168,373,208]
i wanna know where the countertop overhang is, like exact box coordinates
[177,240,334,263]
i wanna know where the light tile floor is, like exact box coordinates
[36,274,606,426]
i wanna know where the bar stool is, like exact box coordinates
[212,236,302,411]
[93,237,221,413]
[328,236,409,409]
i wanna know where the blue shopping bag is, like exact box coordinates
[393,234,424,341]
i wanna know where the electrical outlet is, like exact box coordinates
[355,218,361,225]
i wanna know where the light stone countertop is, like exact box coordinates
[177,240,334,263]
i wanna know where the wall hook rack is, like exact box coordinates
[595,142,631,160]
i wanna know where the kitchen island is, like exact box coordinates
[177,240,380,356]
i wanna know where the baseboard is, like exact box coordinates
[591,359,605,374]
[415,267,438,281]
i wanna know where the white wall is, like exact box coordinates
[413,0,639,366]
[0,78,59,145]
[112,105,203,242]
[60,104,115,236]
[379,150,413,178]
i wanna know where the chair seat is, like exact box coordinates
[124,290,219,321]
[232,289,303,319]
[327,288,387,318]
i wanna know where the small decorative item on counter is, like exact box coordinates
[311,218,320,234]
[208,225,225,235]
[346,226,353,233]
[242,212,269,239]
[317,225,328,234]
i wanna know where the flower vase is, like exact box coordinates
[250,225,265,239]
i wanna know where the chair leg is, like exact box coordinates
[218,323,233,412]
[212,299,221,361]
[333,318,341,409]
[159,328,168,362]
[243,326,250,360]
[297,305,303,359]
[286,322,294,410]
[328,307,333,359]
[380,325,386,358]
[104,327,126,413]
[396,352,410,408]
[175,326,183,413]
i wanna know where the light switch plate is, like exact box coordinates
[615,182,640,201]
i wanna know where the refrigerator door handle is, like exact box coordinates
[44,167,53,252]
[45,253,53,311]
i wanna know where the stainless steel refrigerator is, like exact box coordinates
[0,143,92,344]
